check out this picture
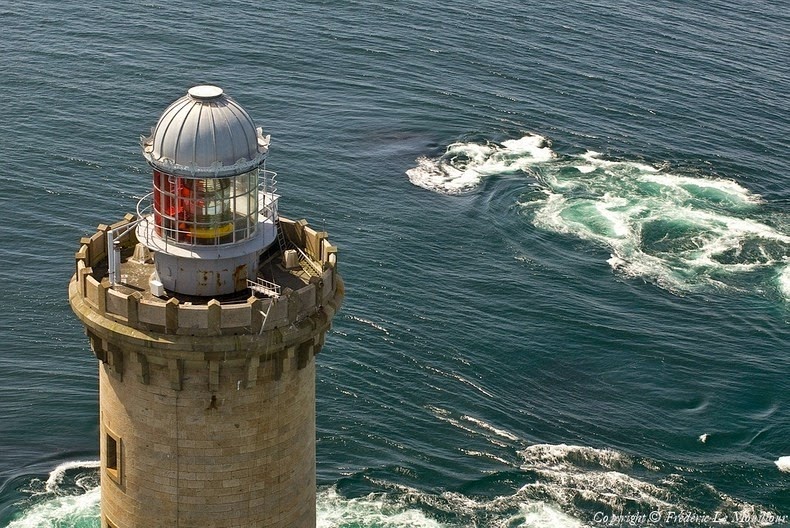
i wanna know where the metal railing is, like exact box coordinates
[259,170,279,221]
[107,215,144,286]
[135,192,158,250]
[135,173,280,252]
[247,277,281,298]
[293,245,323,277]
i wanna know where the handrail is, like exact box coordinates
[260,169,278,196]
[136,191,154,218]
[247,277,281,298]
[107,214,144,286]
[293,245,323,276]
[135,192,161,250]
[136,176,279,251]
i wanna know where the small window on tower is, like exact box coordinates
[105,516,119,528]
[105,428,122,484]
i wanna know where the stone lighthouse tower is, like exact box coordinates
[68,86,343,528]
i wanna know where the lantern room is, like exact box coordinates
[135,85,279,297]
[151,169,259,246]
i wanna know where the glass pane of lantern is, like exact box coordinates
[152,170,259,246]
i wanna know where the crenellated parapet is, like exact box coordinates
[69,214,344,391]
[72,215,342,334]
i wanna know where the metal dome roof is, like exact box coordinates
[142,86,270,178]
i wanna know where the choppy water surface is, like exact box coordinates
[1,0,788,526]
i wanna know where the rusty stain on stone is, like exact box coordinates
[233,264,247,291]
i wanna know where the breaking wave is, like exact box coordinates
[6,488,100,528]
[7,461,100,528]
[406,136,790,299]
[515,444,785,527]
[406,135,553,194]
[318,483,584,528]
[8,471,582,528]
[10,449,784,528]
[317,487,448,527]
[518,443,673,516]
[318,443,783,527]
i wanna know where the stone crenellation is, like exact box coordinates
[73,215,340,338]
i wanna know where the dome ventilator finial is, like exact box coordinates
[188,85,224,100]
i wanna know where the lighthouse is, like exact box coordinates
[68,86,343,527]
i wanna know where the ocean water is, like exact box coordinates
[0,1,788,527]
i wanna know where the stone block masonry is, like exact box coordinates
[69,216,343,528]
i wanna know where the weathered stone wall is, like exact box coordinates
[97,339,318,528]
[69,215,343,528]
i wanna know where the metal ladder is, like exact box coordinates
[271,172,289,253]
[275,218,288,253]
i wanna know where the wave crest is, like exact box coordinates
[406,136,789,299]
[406,135,553,194]
[8,461,100,528]
[525,152,789,296]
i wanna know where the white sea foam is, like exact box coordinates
[579,151,658,174]
[775,456,790,473]
[640,172,761,206]
[517,443,785,525]
[500,502,585,528]
[14,485,447,528]
[7,460,101,527]
[9,477,583,528]
[779,264,790,301]
[346,314,390,334]
[518,443,675,515]
[461,415,520,441]
[10,453,781,527]
[409,135,788,298]
[521,443,632,471]
[524,151,789,296]
[44,460,101,495]
[426,406,513,449]
[426,405,507,448]
[319,484,587,528]
[573,164,596,174]
[458,448,513,466]
[449,372,495,398]
[500,136,555,161]
[317,487,448,527]
[6,487,100,528]
[406,134,553,194]
[712,491,785,526]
